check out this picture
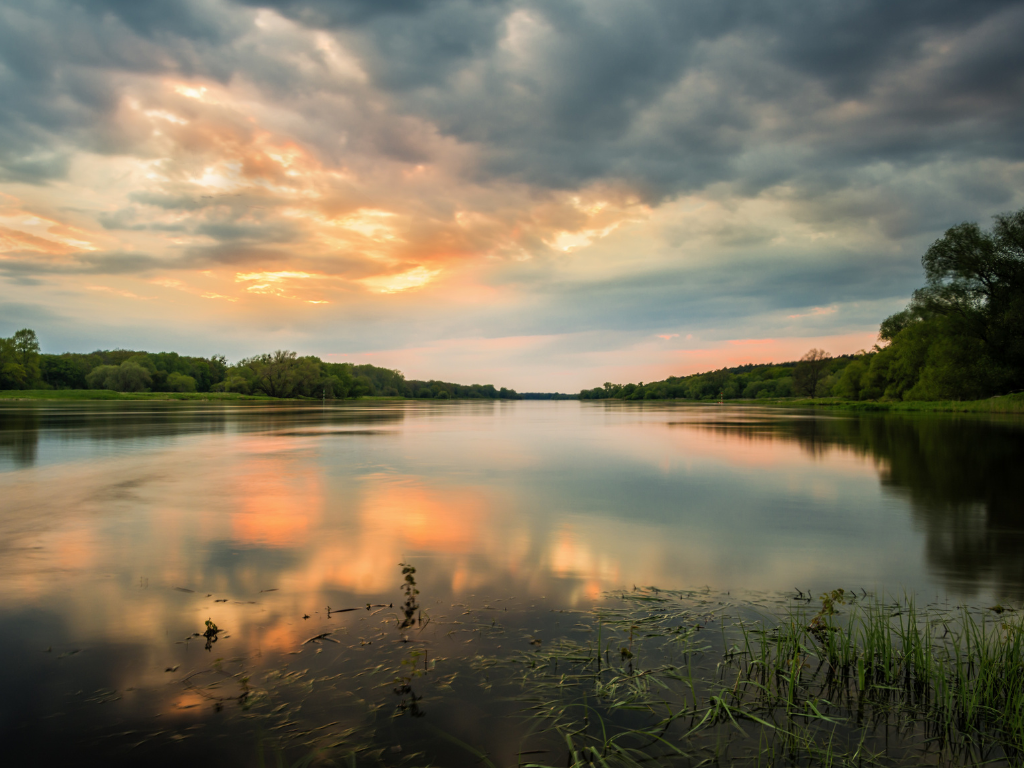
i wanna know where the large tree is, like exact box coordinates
[794,349,830,398]
[880,208,1024,399]
[0,328,41,389]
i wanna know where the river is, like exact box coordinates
[1,400,1022,765]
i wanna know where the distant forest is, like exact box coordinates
[0,339,522,400]
[582,208,1024,402]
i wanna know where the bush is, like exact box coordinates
[165,372,197,393]
[85,361,152,392]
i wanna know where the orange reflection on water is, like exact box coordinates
[255,621,305,656]
[360,478,485,553]
[229,454,322,548]
[290,478,491,595]
[549,525,622,586]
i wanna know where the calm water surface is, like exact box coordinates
[1,400,1022,764]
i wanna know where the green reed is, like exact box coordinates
[490,588,1024,767]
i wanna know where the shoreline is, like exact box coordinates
[3,389,1023,414]
[583,393,1024,414]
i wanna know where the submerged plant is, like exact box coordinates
[203,617,221,651]
[398,562,420,633]
[809,588,845,639]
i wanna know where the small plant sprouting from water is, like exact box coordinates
[393,647,428,717]
[398,562,420,634]
[393,562,428,717]
[203,618,221,651]
[808,588,845,639]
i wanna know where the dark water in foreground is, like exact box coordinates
[1,401,1022,765]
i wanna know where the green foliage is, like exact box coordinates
[229,350,323,398]
[793,348,831,398]
[6,331,519,400]
[39,347,227,393]
[0,328,42,389]
[833,359,867,400]
[579,358,848,402]
[85,361,153,392]
[165,371,197,392]
[40,354,89,389]
[877,208,1024,400]
[213,375,252,395]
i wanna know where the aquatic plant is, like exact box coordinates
[478,588,1024,766]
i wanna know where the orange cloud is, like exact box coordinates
[0,225,81,255]
[360,265,440,293]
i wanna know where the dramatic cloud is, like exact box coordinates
[1,0,1023,388]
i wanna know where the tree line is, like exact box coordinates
[581,208,1024,402]
[0,338,521,400]
[578,352,857,401]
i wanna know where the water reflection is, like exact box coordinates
[0,400,407,472]
[674,410,1024,597]
[0,408,39,467]
[2,402,1023,611]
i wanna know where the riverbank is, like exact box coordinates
[583,392,1024,414]
[0,390,465,402]
[5,389,1024,413]
[763,392,1024,414]
[0,389,277,401]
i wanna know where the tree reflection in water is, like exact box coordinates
[0,409,39,467]
[684,413,1024,597]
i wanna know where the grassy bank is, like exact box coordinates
[760,392,1024,414]
[591,393,1024,414]
[0,389,277,401]
[6,389,1024,412]
[0,390,501,403]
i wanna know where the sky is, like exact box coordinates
[1,0,1022,391]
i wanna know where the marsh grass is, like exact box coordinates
[482,588,1024,767]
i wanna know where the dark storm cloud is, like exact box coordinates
[3,0,1021,198]
[0,152,72,184]
[0,0,250,179]
[69,0,239,42]
[223,0,1024,199]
